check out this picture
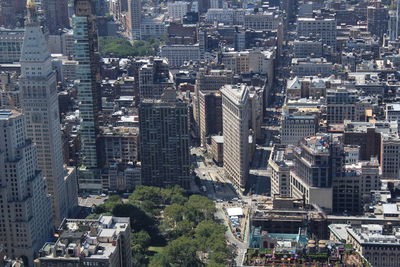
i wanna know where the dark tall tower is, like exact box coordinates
[139,88,191,189]
[0,0,26,27]
[42,0,70,34]
[73,0,102,192]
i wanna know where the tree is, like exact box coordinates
[161,185,187,205]
[111,203,155,233]
[99,37,162,58]
[169,220,195,239]
[129,185,162,206]
[131,230,151,249]
[130,230,152,267]
[156,236,204,267]
[185,195,216,224]
[164,203,186,224]
[195,221,227,253]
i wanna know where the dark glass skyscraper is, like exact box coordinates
[73,0,102,191]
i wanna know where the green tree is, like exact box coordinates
[161,185,187,205]
[111,203,155,233]
[129,185,162,205]
[152,236,204,267]
[169,220,195,239]
[164,203,186,224]
[131,230,151,249]
[185,195,216,224]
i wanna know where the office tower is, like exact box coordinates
[139,88,191,189]
[290,134,343,211]
[221,84,250,190]
[297,17,337,51]
[193,68,233,136]
[138,58,174,100]
[19,0,77,226]
[73,0,102,191]
[128,0,141,40]
[380,133,400,179]
[35,216,132,267]
[0,28,24,63]
[281,113,319,145]
[367,2,388,38]
[0,72,20,108]
[198,90,222,147]
[0,0,25,28]
[269,145,291,197]
[198,0,210,15]
[332,158,380,214]
[42,0,70,34]
[0,109,53,265]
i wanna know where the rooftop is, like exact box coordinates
[37,216,130,262]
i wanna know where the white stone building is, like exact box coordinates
[0,109,53,265]
[168,2,190,20]
[19,2,77,226]
[221,84,250,189]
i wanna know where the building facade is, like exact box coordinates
[19,0,77,226]
[73,0,102,191]
[221,84,250,189]
[0,28,24,63]
[42,0,70,34]
[0,109,53,265]
[281,114,318,145]
[297,17,337,51]
[139,88,191,189]
[160,44,200,67]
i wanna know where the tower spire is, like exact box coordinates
[26,0,39,26]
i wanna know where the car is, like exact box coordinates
[95,196,102,199]
[100,193,107,197]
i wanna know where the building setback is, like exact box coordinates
[73,0,102,191]
[19,0,77,226]
[0,109,53,265]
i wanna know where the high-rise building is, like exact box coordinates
[42,0,70,34]
[73,0,102,191]
[290,134,343,211]
[127,0,141,40]
[221,84,250,189]
[0,28,24,64]
[380,133,400,179]
[0,0,25,28]
[138,57,174,100]
[367,3,388,38]
[198,90,222,147]
[0,109,53,265]
[19,0,78,226]
[139,88,191,189]
[281,113,319,145]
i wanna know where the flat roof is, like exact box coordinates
[227,207,244,217]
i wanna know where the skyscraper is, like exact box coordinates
[128,0,141,40]
[73,0,102,191]
[42,0,70,34]
[221,84,250,190]
[0,109,53,265]
[19,0,77,226]
[139,88,191,189]
[0,0,25,28]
